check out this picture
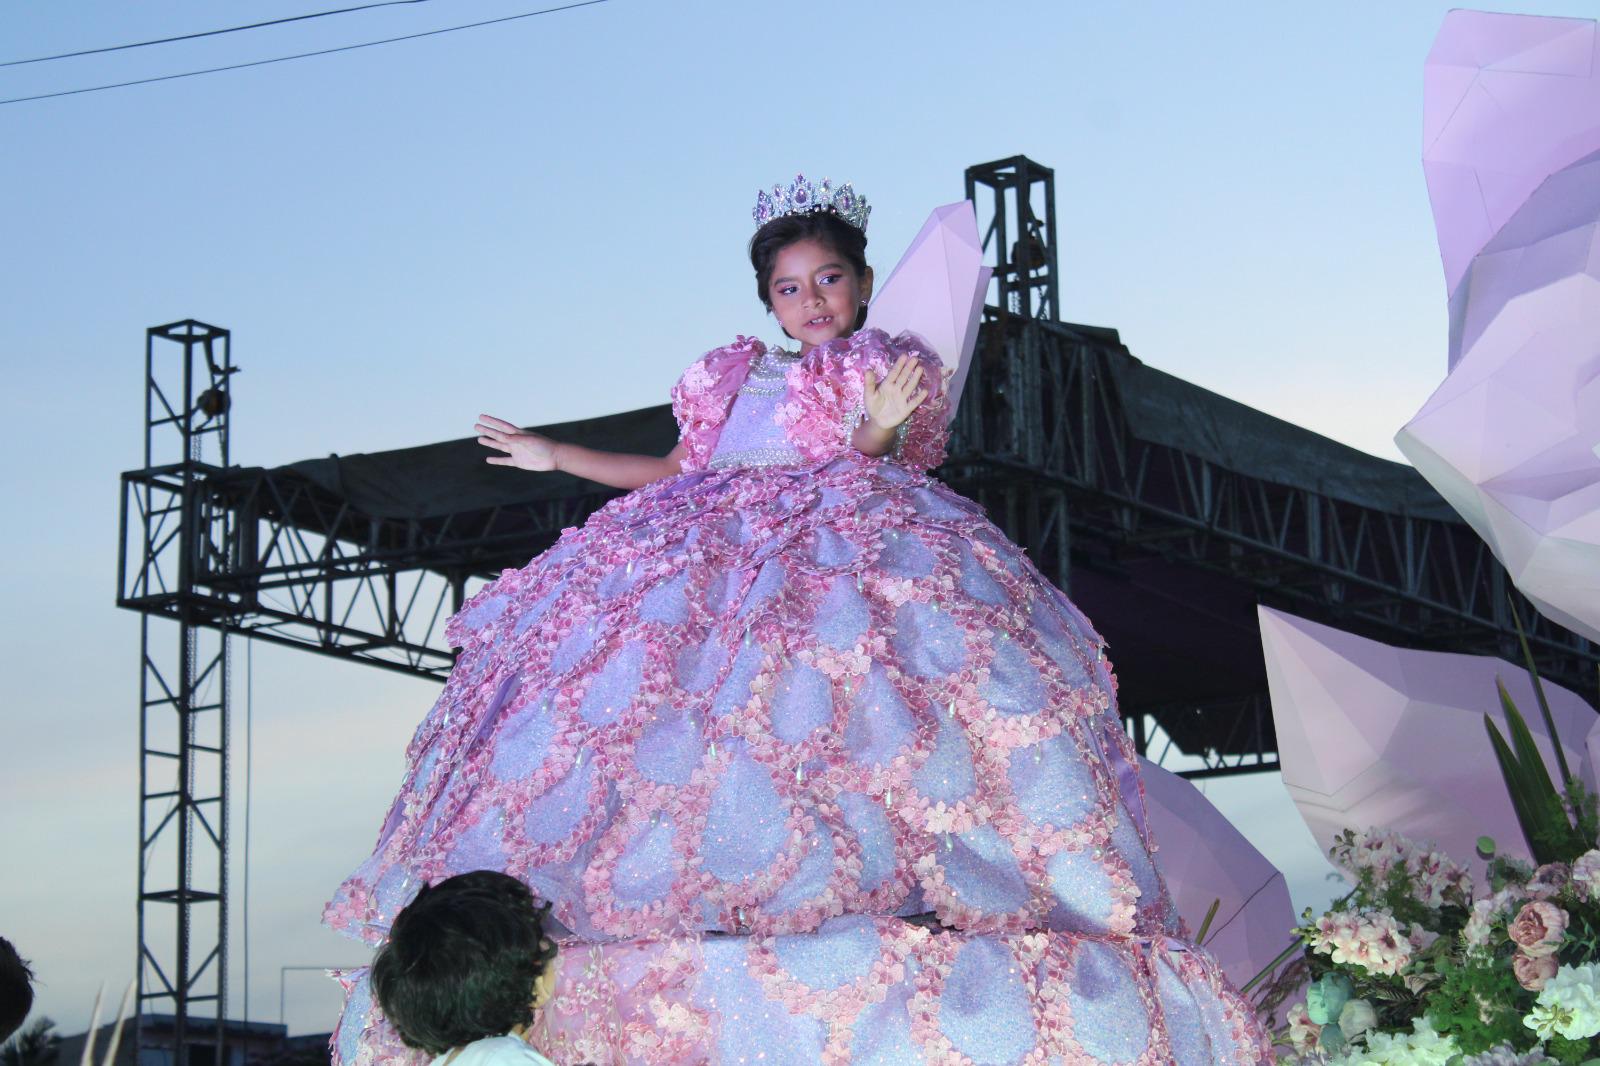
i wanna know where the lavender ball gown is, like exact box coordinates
[324,329,1270,1065]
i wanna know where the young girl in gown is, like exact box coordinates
[324,176,1271,1065]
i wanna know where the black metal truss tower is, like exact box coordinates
[119,321,237,1066]
[967,156,1061,324]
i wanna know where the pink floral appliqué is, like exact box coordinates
[670,336,765,472]
[775,329,950,473]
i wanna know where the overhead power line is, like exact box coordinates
[1,0,445,68]
[0,0,612,106]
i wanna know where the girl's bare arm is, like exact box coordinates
[551,439,686,489]
[476,414,686,490]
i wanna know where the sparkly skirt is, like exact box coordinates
[333,917,1266,1064]
[323,455,1271,1064]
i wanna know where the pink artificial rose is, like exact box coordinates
[1508,900,1568,958]
[1513,951,1560,991]
[1526,862,1571,900]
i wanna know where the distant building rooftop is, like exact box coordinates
[55,1015,328,1066]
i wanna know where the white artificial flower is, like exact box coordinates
[1330,828,1470,909]
[1463,886,1527,955]
[1338,999,1378,1039]
[1572,849,1600,902]
[1326,1017,1460,1065]
[1344,912,1413,976]
[1460,1045,1552,1065]
[1525,962,1600,1041]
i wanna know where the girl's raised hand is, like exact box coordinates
[476,414,558,471]
[863,355,928,430]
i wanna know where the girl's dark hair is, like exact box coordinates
[0,937,34,1044]
[371,872,559,1057]
[749,211,870,331]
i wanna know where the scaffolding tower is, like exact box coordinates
[120,321,237,1066]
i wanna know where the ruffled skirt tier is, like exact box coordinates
[333,916,1266,1065]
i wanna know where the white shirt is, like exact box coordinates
[428,1035,557,1066]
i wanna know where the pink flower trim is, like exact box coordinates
[669,335,765,473]
[775,329,951,473]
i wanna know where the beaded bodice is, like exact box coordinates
[706,348,803,470]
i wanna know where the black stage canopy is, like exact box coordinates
[236,349,1452,533]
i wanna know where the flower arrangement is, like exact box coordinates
[1266,616,1600,1065]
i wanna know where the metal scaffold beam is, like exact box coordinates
[122,314,1596,782]
[940,315,1595,776]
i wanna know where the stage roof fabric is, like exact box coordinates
[1106,356,1459,523]
[233,343,1458,529]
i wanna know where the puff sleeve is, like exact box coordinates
[668,336,764,473]
[774,328,949,472]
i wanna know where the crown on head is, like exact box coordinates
[753,173,871,234]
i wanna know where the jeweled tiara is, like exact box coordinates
[753,173,870,233]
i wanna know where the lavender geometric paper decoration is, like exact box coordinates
[866,201,992,423]
[1259,605,1599,882]
[1422,11,1600,302]
[1396,10,1600,643]
[1139,756,1297,996]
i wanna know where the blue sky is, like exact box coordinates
[4,0,1595,1039]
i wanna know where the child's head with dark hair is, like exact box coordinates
[749,211,872,348]
[0,937,35,1043]
[370,872,558,1057]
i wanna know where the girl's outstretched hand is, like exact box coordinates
[863,354,928,430]
[476,414,558,471]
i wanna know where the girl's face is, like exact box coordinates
[529,938,558,1010]
[767,237,873,353]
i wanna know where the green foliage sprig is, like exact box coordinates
[1485,601,1600,866]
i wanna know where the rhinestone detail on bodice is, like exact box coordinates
[706,349,803,470]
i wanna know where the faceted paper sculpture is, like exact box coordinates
[866,201,992,422]
[1420,10,1600,302]
[1259,605,1598,881]
[1396,10,1600,643]
[1139,756,1296,995]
